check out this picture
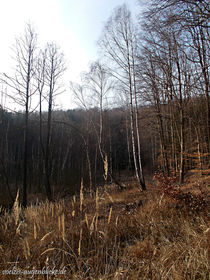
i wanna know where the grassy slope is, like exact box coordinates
[0,177,209,280]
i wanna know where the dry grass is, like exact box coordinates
[0,181,209,279]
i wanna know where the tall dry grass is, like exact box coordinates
[0,182,209,279]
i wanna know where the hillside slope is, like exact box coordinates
[0,176,209,279]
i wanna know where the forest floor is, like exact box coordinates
[0,173,209,279]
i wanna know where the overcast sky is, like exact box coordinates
[0,0,141,110]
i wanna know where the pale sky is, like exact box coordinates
[0,0,140,110]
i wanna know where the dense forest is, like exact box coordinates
[0,0,209,207]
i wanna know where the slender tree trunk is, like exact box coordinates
[134,97,146,190]
[22,104,28,207]
[83,136,93,189]
[109,123,113,178]
[99,95,103,150]
[94,145,98,184]
[22,58,31,207]
[174,35,185,184]
[125,37,143,190]
[133,72,146,190]
[150,57,169,176]
[198,27,210,152]
[125,112,132,170]
[0,158,14,202]
[179,107,185,184]
[196,127,202,174]
[44,72,53,200]
[129,95,140,185]
[155,98,170,176]
[38,88,44,192]
[86,147,93,189]
[44,110,52,200]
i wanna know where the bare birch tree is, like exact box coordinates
[43,43,66,200]
[99,5,146,190]
[1,23,37,206]
[70,81,93,189]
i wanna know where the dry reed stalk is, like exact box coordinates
[96,188,99,213]
[72,210,75,217]
[16,221,23,235]
[108,207,112,224]
[104,154,108,181]
[34,222,37,240]
[61,213,65,241]
[80,178,84,212]
[115,215,119,227]
[78,228,83,256]
[41,248,55,256]
[204,228,209,234]
[40,231,54,243]
[58,215,61,233]
[23,238,30,260]
[90,214,96,235]
[51,203,54,218]
[158,194,164,206]
[13,189,20,226]
[85,213,89,228]
[95,213,99,231]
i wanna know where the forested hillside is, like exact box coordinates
[0,1,209,279]
[0,0,209,206]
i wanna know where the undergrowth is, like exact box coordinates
[154,172,208,213]
[0,179,209,279]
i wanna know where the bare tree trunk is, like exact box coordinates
[179,107,185,184]
[109,123,113,178]
[94,145,98,184]
[125,112,132,170]
[44,89,52,200]
[0,158,14,202]
[99,5,146,190]
[23,101,29,207]
[175,48,185,184]
[86,146,93,189]
[126,31,145,190]
[195,126,202,175]
[132,56,146,190]
[1,24,37,207]
[43,43,65,200]
[134,93,146,190]
[156,100,170,176]
[129,93,140,185]
[197,26,210,152]
[82,136,93,189]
